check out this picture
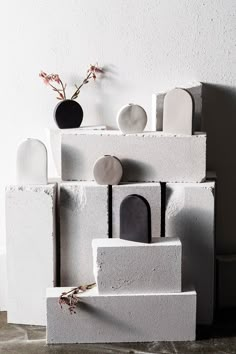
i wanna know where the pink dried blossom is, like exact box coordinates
[51,74,61,84]
[39,71,47,78]
[88,64,103,74]
[39,70,66,99]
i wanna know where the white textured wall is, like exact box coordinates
[0,0,235,255]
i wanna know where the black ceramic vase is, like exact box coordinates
[54,99,83,129]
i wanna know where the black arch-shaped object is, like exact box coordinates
[120,194,151,243]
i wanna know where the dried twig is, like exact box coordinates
[59,283,96,314]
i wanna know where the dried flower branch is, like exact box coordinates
[39,71,66,100]
[39,63,103,101]
[70,63,103,100]
[59,283,96,314]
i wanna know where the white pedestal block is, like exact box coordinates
[93,238,181,295]
[60,182,109,286]
[47,126,106,176]
[152,82,202,131]
[47,287,196,343]
[5,184,57,325]
[112,183,161,238]
[61,131,206,183]
[0,250,7,311]
[217,255,236,308]
[165,181,215,324]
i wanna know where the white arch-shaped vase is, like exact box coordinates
[17,139,48,184]
[163,88,193,135]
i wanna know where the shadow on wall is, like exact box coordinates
[178,207,214,325]
[94,64,123,129]
[202,84,236,255]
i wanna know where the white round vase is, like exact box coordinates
[117,103,147,134]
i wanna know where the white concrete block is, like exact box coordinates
[5,184,57,325]
[60,182,109,286]
[165,181,215,324]
[152,82,202,132]
[62,130,206,183]
[93,238,182,295]
[47,286,196,343]
[217,255,236,308]
[112,183,161,238]
[47,126,107,176]
[0,250,7,311]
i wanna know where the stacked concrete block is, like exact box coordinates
[93,238,182,294]
[60,182,109,286]
[47,286,196,343]
[216,255,236,309]
[5,184,57,325]
[152,82,202,132]
[47,236,197,343]
[112,183,161,238]
[165,181,215,324]
[5,78,214,343]
[61,131,206,183]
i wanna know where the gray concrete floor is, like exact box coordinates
[0,311,236,353]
